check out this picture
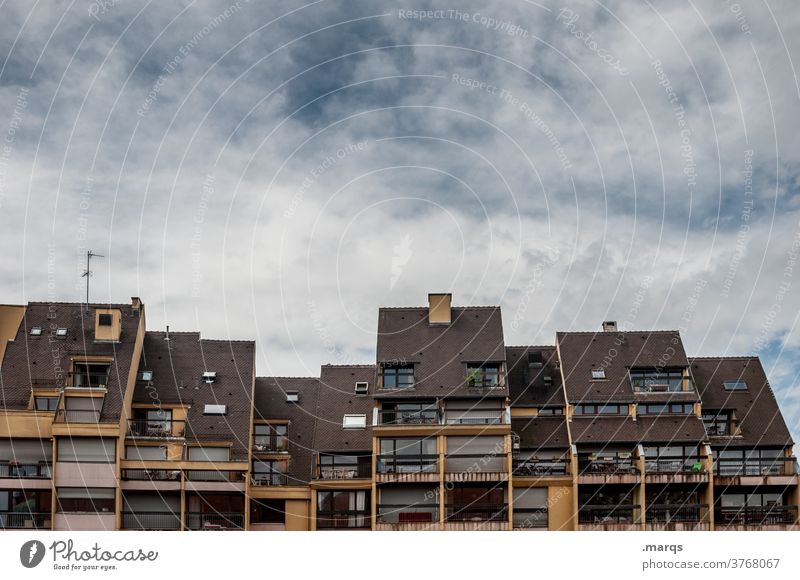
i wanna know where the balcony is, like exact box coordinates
[122,468,181,481]
[513,507,548,530]
[444,409,505,425]
[316,511,371,529]
[122,511,181,530]
[644,457,707,484]
[444,504,509,530]
[445,453,509,482]
[714,458,798,482]
[316,464,371,480]
[645,504,709,531]
[377,405,439,426]
[715,505,798,529]
[377,454,438,483]
[578,505,640,530]
[0,461,52,479]
[512,457,569,478]
[376,503,439,530]
[251,472,289,486]
[186,512,244,531]
[0,511,51,529]
[578,455,639,484]
[54,409,101,423]
[629,370,687,393]
[127,419,185,439]
[70,371,110,389]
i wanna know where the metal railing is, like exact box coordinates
[186,512,244,530]
[377,504,438,524]
[127,419,185,438]
[316,464,371,480]
[54,409,102,423]
[0,511,50,529]
[645,457,705,474]
[578,505,640,524]
[316,511,371,529]
[716,505,797,526]
[122,511,181,530]
[122,468,182,481]
[71,372,109,389]
[252,441,288,453]
[512,457,569,477]
[513,507,548,529]
[251,472,289,486]
[185,470,246,482]
[444,412,505,425]
[0,462,52,478]
[646,504,706,523]
[445,453,507,473]
[445,504,508,522]
[714,458,797,477]
[378,406,439,425]
[579,456,638,475]
[377,454,438,474]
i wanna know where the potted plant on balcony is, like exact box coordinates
[467,368,483,388]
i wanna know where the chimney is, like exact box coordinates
[428,293,452,325]
[131,297,142,312]
[602,321,618,332]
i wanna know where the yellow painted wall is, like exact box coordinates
[94,308,122,342]
[284,500,310,531]
[548,485,575,531]
[0,305,24,365]
[0,411,53,438]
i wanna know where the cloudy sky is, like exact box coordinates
[1,1,799,435]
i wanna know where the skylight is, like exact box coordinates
[55,328,68,337]
[591,368,606,379]
[354,381,369,395]
[30,327,42,336]
[343,414,367,429]
[723,380,747,391]
[203,404,227,415]
[139,371,153,382]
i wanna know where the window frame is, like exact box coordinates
[381,364,415,389]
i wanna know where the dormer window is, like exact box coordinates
[72,362,110,389]
[528,351,543,367]
[202,371,217,384]
[591,368,606,380]
[381,364,415,389]
[702,410,733,436]
[466,363,502,388]
[629,369,684,392]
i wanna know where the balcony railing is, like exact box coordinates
[251,472,289,486]
[445,504,508,522]
[579,456,638,475]
[646,504,706,523]
[54,409,102,423]
[377,504,438,524]
[186,512,244,530]
[378,454,438,474]
[0,461,52,479]
[316,464,372,480]
[444,411,505,425]
[579,505,640,524]
[513,507,548,529]
[645,457,705,474]
[716,505,798,526]
[127,419,185,438]
[122,468,182,481]
[378,406,439,426]
[252,441,288,453]
[316,511,371,529]
[714,458,797,477]
[185,470,246,482]
[0,511,50,529]
[445,453,507,473]
[512,457,569,477]
[71,372,110,389]
[122,511,181,530]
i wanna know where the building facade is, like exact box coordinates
[0,294,797,531]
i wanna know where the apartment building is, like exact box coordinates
[0,294,797,531]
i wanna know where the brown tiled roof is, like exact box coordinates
[134,331,255,460]
[376,306,506,398]
[254,377,319,484]
[506,346,564,406]
[691,357,793,447]
[312,365,376,453]
[511,417,569,449]
[557,330,696,403]
[0,302,142,421]
[570,415,707,446]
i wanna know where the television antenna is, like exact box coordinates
[81,250,104,304]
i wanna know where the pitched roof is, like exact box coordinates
[506,346,564,406]
[557,330,696,403]
[691,357,793,447]
[254,377,319,484]
[376,306,506,398]
[312,365,376,453]
[570,415,707,446]
[511,417,570,449]
[134,331,255,460]
[0,302,142,421]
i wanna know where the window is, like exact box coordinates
[343,414,367,429]
[354,381,369,395]
[637,403,694,415]
[316,491,370,529]
[286,391,299,403]
[55,328,68,338]
[253,424,288,452]
[591,368,606,380]
[318,453,372,479]
[71,362,110,389]
[203,404,226,415]
[202,371,217,383]
[382,364,415,389]
[250,499,285,524]
[30,327,42,336]
[629,369,685,392]
[528,351,543,367]
[537,406,563,416]
[702,411,731,436]
[57,438,115,462]
[573,404,626,416]
[63,396,103,422]
[466,363,502,387]
[252,460,287,485]
[57,488,115,513]
[187,446,230,461]
[138,370,153,382]
[34,396,59,411]
[723,380,748,391]
[378,438,437,473]
[98,314,113,326]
